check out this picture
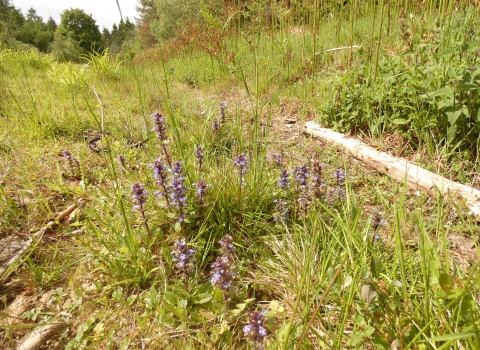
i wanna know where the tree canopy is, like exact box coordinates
[56,8,102,53]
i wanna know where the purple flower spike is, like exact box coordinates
[169,161,187,222]
[195,146,204,173]
[151,112,167,140]
[210,256,235,292]
[294,165,309,188]
[212,120,220,133]
[171,239,196,273]
[243,310,267,345]
[234,153,248,172]
[150,158,170,206]
[220,102,226,125]
[63,150,80,172]
[218,235,235,256]
[234,153,249,186]
[372,210,386,231]
[334,168,346,185]
[273,199,289,222]
[194,179,209,205]
[278,168,290,189]
[151,111,172,167]
[131,182,148,212]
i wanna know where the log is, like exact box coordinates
[303,121,480,220]
[16,322,65,350]
[0,203,77,280]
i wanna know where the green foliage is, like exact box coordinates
[51,8,102,62]
[50,30,84,62]
[16,8,54,52]
[151,0,206,40]
[320,8,480,157]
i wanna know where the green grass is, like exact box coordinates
[1,2,480,349]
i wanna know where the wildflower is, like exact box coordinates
[327,186,346,205]
[294,165,309,188]
[150,158,170,206]
[278,168,290,189]
[311,160,328,199]
[220,102,226,124]
[212,120,220,133]
[273,199,289,222]
[131,182,148,212]
[234,153,249,186]
[218,235,235,256]
[194,179,209,205]
[63,150,80,174]
[171,238,196,274]
[195,146,204,173]
[370,210,386,243]
[270,153,283,166]
[169,161,187,222]
[210,256,235,292]
[151,111,171,166]
[151,111,167,141]
[333,168,346,185]
[260,122,267,137]
[243,310,267,345]
[117,155,126,168]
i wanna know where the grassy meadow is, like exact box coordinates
[1,1,480,349]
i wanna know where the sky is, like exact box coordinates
[11,0,139,30]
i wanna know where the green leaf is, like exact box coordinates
[192,293,212,305]
[439,273,454,293]
[391,117,410,125]
[459,82,479,91]
[163,291,179,306]
[370,255,383,278]
[427,332,475,342]
[446,109,462,125]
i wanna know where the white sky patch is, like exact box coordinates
[11,0,139,30]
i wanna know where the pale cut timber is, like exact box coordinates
[0,203,77,280]
[16,323,65,350]
[303,121,480,220]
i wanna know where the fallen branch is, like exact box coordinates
[0,203,77,280]
[324,45,360,52]
[303,121,480,220]
[16,322,65,350]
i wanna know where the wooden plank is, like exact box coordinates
[303,121,480,220]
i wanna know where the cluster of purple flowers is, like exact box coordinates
[370,210,386,243]
[311,160,328,199]
[150,158,170,206]
[243,310,268,347]
[171,238,196,274]
[234,153,249,186]
[131,182,148,212]
[195,146,204,174]
[151,111,172,167]
[169,161,188,222]
[294,165,309,188]
[269,153,283,166]
[63,150,80,175]
[219,102,226,125]
[210,235,236,294]
[194,179,209,205]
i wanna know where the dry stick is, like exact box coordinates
[295,265,343,350]
[325,45,360,52]
[16,322,66,350]
[303,122,480,220]
[0,203,77,279]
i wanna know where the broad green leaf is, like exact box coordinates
[439,273,454,293]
